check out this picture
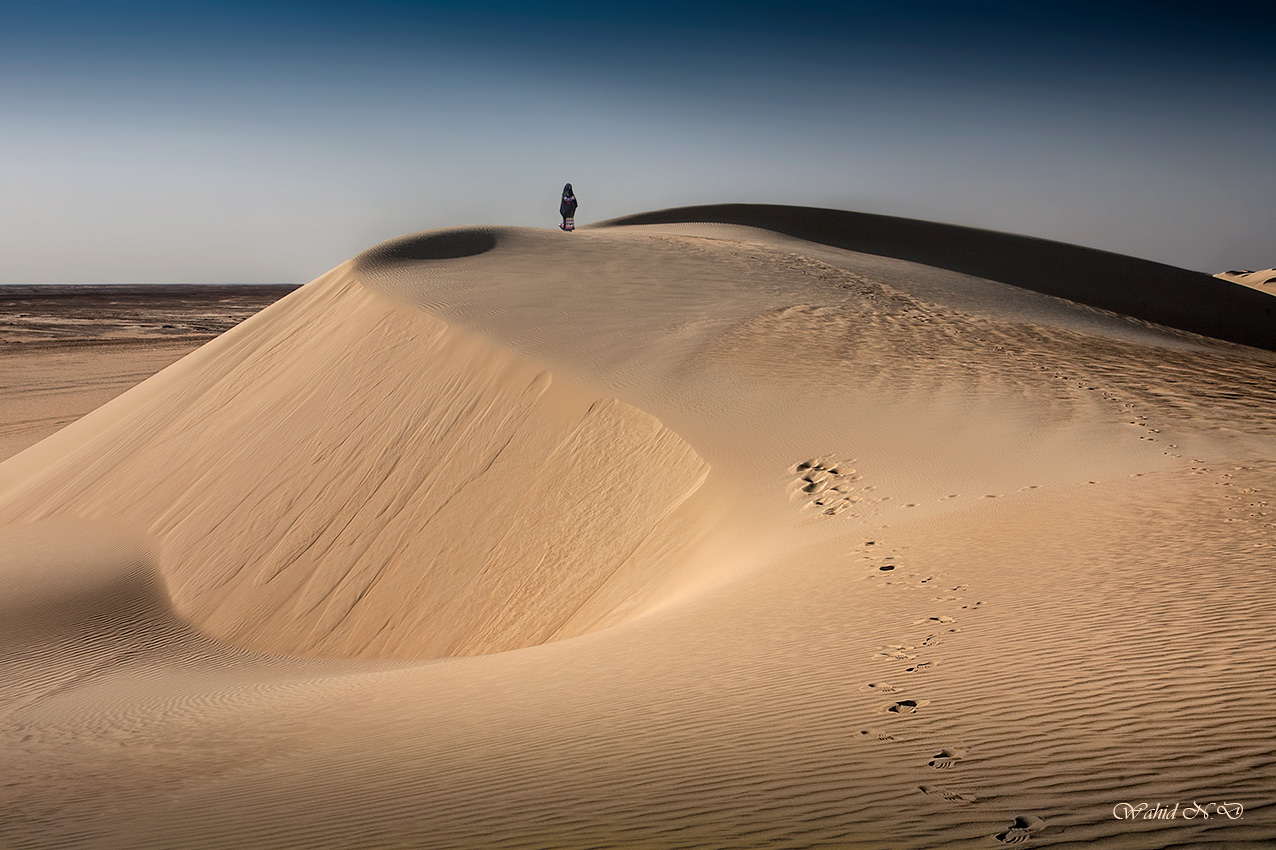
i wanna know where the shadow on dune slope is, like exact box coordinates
[355,226,500,268]
[594,204,1276,351]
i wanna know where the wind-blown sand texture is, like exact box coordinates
[2,207,1274,848]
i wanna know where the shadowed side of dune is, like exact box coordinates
[595,204,1276,351]
[354,226,500,268]
[0,520,167,642]
[0,521,196,714]
[0,265,709,660]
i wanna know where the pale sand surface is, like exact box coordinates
[1,210,1274,848]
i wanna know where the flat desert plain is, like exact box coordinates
[0,285,298,461]
[2,206,1274,849]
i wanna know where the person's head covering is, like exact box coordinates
[563,183,573,196]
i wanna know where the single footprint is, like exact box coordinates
[858,728,895,742]
[913,615,956,625]
[862,682,898,694]
[884,698,930,715]
[918,784,977,804]
[927,747,968,770]
[960,601,984,610]
[873,650,917,661]
[996,815,1047,845]
[873,643,918,660]
[904,660,938,673]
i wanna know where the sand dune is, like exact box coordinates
[598,204,1276,351]
[1217,267,1276,295]
[2,206,1275,848]
[0,266,708,659]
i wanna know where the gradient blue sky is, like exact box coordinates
[2,1,1272,282]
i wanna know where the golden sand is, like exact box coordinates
[2,209,1273,848]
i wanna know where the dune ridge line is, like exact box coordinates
[594,203,1276,350]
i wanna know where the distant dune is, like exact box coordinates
[1216,267,1276,296]
[2,206,1274,848]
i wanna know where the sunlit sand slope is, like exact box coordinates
[0,264,707,659]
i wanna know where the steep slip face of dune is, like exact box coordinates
[0,264,709,659]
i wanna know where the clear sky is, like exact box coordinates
[2,1,1272,282]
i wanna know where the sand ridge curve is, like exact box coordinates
[0,262,711,660]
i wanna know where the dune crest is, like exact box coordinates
[0,266,709,659]
[1217,267,1276,295]
[596,203,1276,350]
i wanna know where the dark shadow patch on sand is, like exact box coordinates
[996,814,1049,844]
[353,227,499,272]
[594,204,1276,351]
[0,520,169,640]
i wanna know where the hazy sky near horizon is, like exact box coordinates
[2,1,1272,282]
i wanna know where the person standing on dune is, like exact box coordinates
[559,183,578,231]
